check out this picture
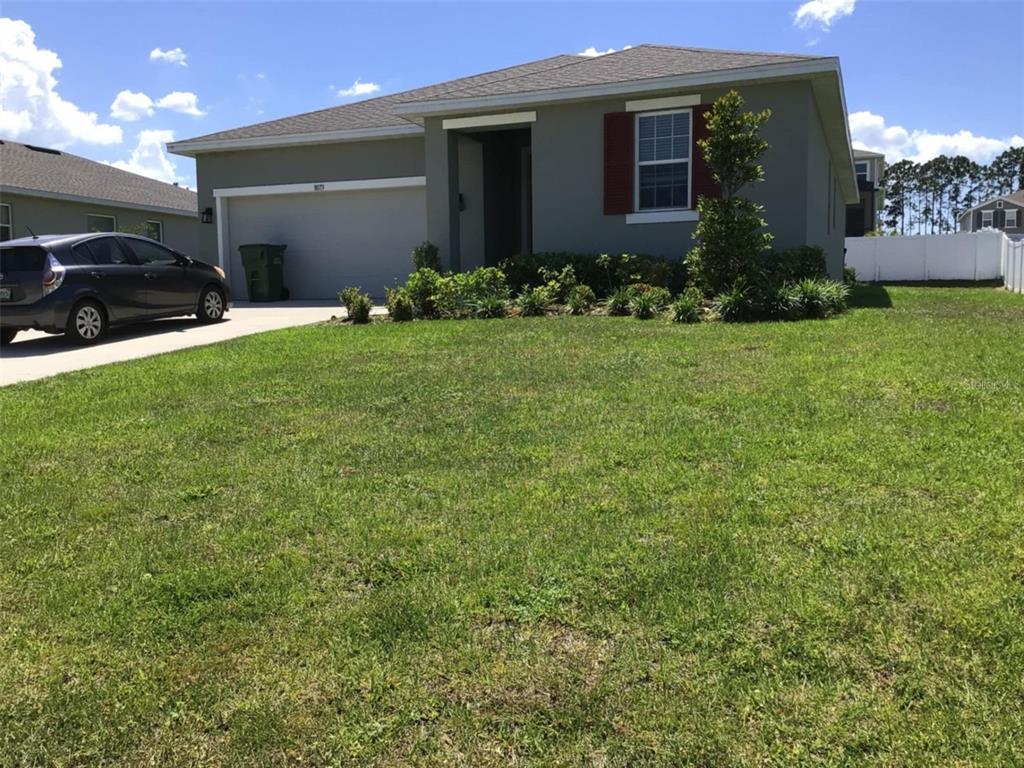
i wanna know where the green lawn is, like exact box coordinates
[2,286,1023,766]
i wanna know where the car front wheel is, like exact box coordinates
[65,300,107,345]
[197,286,225,323]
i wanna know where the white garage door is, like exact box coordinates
[225,184,426,300]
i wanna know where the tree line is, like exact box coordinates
[881,147,1024,235]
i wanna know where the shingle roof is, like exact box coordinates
[175,44,822,147]
[0,140,197,213]
[179,54,581,144]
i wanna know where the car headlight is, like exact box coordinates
[213,265,226,279]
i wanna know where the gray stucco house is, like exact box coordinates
[958,190,1023,237]
[0,140,199,253]
[169,44,857,299]
[845,148,884,236]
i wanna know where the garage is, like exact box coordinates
[218,177,426,300]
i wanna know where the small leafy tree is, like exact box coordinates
[686,91,774,295]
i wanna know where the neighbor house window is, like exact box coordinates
[1005,210,1018,229]
[981,210,994,228]
[145,220,163,242]
[855,161,870,183]
[86,214,116,233]
[0,203,11,241]
[636,109,691,210]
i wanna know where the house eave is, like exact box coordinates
[0,185,197,217]
[391,57,842,116]
[167,123,424,157]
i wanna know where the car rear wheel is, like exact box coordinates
[0,328,17,346]
[65,300,107,345]
[197,286,225,323]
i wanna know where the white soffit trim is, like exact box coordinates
[441,111,537,130]
[213,176,426,199]
[626,210,699,225]
[626,94,700,112]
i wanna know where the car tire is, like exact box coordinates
[0,328,17,346]
[65,300,107,345]
[197,286,226,323]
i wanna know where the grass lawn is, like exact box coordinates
[2,285,1023,766]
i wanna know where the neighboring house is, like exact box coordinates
[958,190,1024,237]
[845,148,884,237]
[169,44,857,299]
[0,140,199,253]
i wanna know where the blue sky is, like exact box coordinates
[2,1,1022,189]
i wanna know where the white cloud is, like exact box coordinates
[336,79,380,99]
[849,110,1024,164]
[107,129,183,184]
[578,45,632,57]
[794,0,855,30]
[0,18,122,148]
[149,47,187,66]
[109,89,205,120]
[110,90,154,121]
[155,91,205,117]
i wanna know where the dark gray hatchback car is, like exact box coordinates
[0,233,230,345]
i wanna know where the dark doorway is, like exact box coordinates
[474,127,531,265]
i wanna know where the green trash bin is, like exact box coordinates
[238,243,289,301]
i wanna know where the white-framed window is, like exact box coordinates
[981,210,994,228]
[0,203,11,241]
[86,213,116,233]
[854,161,870,183]
[145,220,163,242]
[635,108,691,211]
[1005,209,1018,229]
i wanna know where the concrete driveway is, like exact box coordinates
[0,301,377,386]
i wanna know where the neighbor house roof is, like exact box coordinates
[169,45,826,154]
[853,148,885,159]
[958,189,1024,219]
[0,140,197,215]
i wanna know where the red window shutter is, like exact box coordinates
[691,104,721,207]
[604,112,634,215]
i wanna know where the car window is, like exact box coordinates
[81,237,131,265]
[125,239,180,266]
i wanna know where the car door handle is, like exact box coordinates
[144,271,158,279]
[90,271,104,278]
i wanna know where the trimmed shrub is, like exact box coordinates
[566,284,596,315]
[412,241,441,271]
[502,251,687,297]
[339,286,372,324]
[539,265,578,302]
[627,283,672,310]
[450,267,510,317]
[712,281,760,323]
[670,287,703,323]
[763,245,827,283]
[629,290,661,320]
[606,287,631,316]
[517,285,553,317]
[403,268,446,318]
[385,287,414,322]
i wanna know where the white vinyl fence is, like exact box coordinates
[845,231,1008,283]
[1006,237,1024,294]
